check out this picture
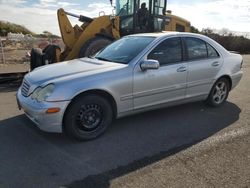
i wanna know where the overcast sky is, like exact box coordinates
[0,0,249,35]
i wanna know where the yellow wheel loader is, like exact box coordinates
[30,0,190,70]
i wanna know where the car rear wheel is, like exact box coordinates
[206,78,230,107]
[64,94,113,141]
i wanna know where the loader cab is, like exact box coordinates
[116,0,168,36]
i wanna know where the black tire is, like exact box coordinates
[206,78,230,107]
[64,94,113,141]
[79,37,112,58]
[30,48,43,71]
[43,44,61,64]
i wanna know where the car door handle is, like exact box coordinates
[212,61,220,67]
[177,66,187,72]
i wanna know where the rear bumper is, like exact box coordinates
[17,88,70,133]
[231,71,243,90]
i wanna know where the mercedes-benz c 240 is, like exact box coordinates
[17,32,243,140]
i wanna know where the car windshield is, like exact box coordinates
[95,36,155,64]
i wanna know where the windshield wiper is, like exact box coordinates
[88,55,95,59]
[95,57,127,64]
[95,57,111,62]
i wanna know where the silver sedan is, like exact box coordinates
[17,32,243,140]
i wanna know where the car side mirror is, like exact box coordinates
[140,60,160,71]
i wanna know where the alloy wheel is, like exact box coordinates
[212,81,228,104]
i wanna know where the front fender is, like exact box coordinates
[45,68,133,115]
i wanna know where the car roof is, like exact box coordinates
[128,31,229,56]
[129,31,204,38]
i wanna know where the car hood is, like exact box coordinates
[25,57,127,85]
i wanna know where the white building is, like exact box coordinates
[7,32,34,41]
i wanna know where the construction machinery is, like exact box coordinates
[30,0,190,70]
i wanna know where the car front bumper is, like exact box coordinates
[17,88,70,133]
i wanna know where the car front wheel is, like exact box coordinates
[64,94,113,141]
[206,78,230,107]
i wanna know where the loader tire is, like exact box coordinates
[30,48,43,71]
[43,44,61,64]
[79,37,112,58]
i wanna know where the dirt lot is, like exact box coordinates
[0,63,29,73]
[0,38,63,70]
[0,55,249,188]
[243,54,250,63]
[0,38,64,73]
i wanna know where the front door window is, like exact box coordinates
[148,37,183,65]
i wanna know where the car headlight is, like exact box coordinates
[31,84,55,102]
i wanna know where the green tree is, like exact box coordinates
[0,21,34,36]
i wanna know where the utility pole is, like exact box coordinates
[0,38,6,64]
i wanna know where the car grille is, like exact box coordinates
[21,79,30,97]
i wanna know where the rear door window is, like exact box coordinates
[207,43,220,58]
[185,37,207,60]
